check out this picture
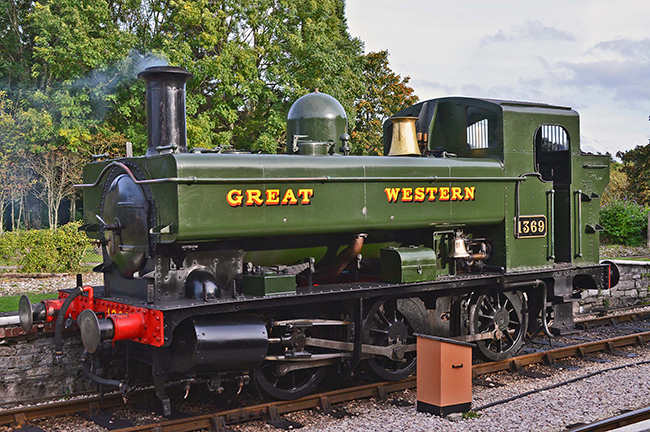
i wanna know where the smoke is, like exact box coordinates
[66,50,169,119]
[68,50,168,91]
[133,51,169,73]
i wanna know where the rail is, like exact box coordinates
[567,406,650,432]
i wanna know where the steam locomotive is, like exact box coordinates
[19,66,616,416]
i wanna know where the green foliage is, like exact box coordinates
[155,0,364,152]
[599,199,649,246]
[0,0,413,229]
[617,144,650,206]
[351,51,419,155]
[0,222,92,272]
[462,411,482,420]
[601,162,631,205]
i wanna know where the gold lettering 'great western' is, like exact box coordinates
[227,188,314,207]
[384,186,476,203]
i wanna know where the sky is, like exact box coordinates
[346,0,650,157]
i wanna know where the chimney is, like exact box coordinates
[138,66,193,156]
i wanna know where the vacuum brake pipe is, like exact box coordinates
[81,350,132,399]
[54,285,93,363]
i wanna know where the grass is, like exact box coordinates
[462,410,482,420]
[609,256,650,261]
[0,292,59,313]
[80,246,102,265]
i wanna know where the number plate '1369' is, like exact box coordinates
[515,215,548,238]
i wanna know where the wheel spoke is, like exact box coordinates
[363,298,426,381]
[473,291,527,361]
[384,301,398,322]
[377,310,391,326]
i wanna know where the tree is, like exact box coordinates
[0,0,414,228]
[0,0,135,228]
[601,162,631,205]
[617,143,650,205]
[148,0,361,153]
[350,50,419,155]
[29,150,78,229]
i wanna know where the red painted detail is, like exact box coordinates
[58,289,164,347]
[42,299,65,322]
[108,313,146,341]
[608,265,612,289]
[83,285,94,309]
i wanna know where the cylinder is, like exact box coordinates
[169,315,268,373]
[138,66,193,156]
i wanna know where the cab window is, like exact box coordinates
[466,107,498,149]
[538,124,569,151]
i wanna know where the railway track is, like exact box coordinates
[2,325,650,431]
[567,406,650,432]
[575,310,650,329]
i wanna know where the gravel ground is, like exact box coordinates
[575,304,650,322]
[600,244,649,258]
[6,345,650,431]
[0,273,103,296]
[264,346,650,432]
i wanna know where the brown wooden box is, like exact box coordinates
[415,333,474,416]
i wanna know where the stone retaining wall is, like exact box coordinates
[577,260,650,314]
[0,333,94,404]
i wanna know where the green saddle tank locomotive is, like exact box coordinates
[19,66,616,415]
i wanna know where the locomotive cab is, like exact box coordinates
[388,97,609,270]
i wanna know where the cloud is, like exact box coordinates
[589,38,650,61]
[410,79,453,94]
[556,60,650,102]
[480,21,576,46]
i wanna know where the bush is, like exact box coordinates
[0,223,92,273]
[599,199,649,246]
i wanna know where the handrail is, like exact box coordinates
[75,161,528,189]
[547,189,555,260]
[574,190,583,258]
